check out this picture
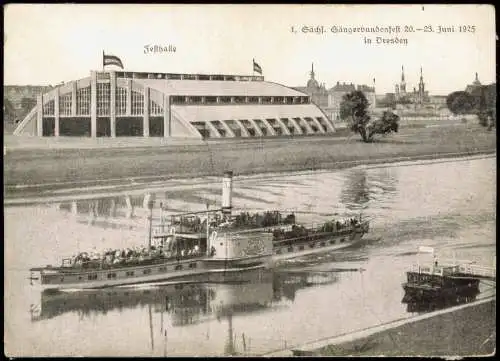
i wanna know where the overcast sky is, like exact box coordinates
[4,4,496,95]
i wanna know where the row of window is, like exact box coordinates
[42,91,310,117]
[83,263,198,281]
[171,95,310,105]
[42,87,163,116]
[114,71,263,82]
[274,239,344,255]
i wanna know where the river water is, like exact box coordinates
[4,155,496,356]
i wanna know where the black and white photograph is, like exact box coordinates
[3,4,496,357]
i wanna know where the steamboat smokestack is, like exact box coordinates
[221,171,233,216]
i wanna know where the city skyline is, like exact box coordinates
[4,4,495,94]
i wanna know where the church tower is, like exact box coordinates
[418,66,425,104]
[473,72,481,86]
[400,65,407,94]
[306,62,319,89]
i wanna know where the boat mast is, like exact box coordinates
[148,303,155,353]
[206,202,210,255]
[144,193,155,249]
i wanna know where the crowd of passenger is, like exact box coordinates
[170,211,296,233]
[319,217,361,233]
[67,243,203,269]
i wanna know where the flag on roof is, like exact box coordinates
[103,52,124,69]
[253,59,262,74]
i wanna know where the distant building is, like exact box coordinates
[4,85,54,122]
[465,72,482,94]
[292,63,377,126]
[292,63,329,109]
[327,81,376,124]
[395,66,429,105]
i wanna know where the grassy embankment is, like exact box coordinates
[4,125,496,191]
[309,299,495,357]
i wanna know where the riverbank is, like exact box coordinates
[4,125,496,194]
[262,298,496,357]
[307,298,496,357]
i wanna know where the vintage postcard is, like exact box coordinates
[4,4,496,357]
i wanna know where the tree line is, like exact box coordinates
[446,84,496,129]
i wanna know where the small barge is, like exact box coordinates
[30,171,369,290]
[401,247,494,304]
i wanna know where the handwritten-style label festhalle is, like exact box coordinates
[144,44,177,54]
[290,24,477,46]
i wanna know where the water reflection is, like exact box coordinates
[402,294,480,314]
[340,167,398,212]
[29,268,340,356]
[59,196,142,220]
[55,167,400,231]
[30,269,339,324]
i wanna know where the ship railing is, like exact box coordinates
[412,258,495,279]
[54,253,206,272]
[272,225,362,245]
[410,263,485,277]
[458,264,496,279]
[217,226,275,235]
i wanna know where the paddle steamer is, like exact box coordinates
[30,171,369,290]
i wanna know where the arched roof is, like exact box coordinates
[134,78,306,97]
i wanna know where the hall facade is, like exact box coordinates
[13,70,335,139]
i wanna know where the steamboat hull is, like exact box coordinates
[402,283,481,302]
[271,231,365,263]
[31,255,272,291]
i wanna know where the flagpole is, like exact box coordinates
[252,58,254,77]
[102,50,105,72]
